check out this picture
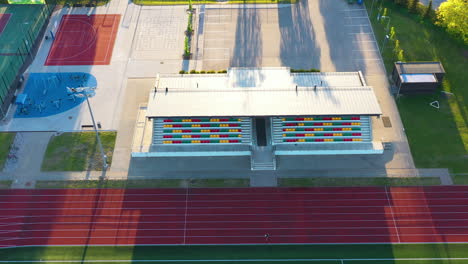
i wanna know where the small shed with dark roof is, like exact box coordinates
[392,61,445,94]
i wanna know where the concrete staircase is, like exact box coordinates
[251,146,276,171]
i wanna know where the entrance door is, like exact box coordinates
[255,117,267,146]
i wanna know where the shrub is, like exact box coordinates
[217,70,227,73]
[207,70,216,73]
[184,36,190,55]
[190,70,197,74]
[389,26,396,40]
[397,49,405,61]
[179,70,186,74]
[200,70,206,74]
[309,68,320,72]
[187,13,193,34]
[436,0,468,44]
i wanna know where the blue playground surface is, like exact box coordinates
[14,72,97,118]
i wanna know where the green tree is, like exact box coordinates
[410,0,420,13]
[389,26,396,40]
[424,0,433,19]
[393,39,401,54]
[397,49,405,61]
[437,0,468,44]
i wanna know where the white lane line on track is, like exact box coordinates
[385,187,401,243]
[1,211,468,220]
[6,233,468,242]
[1,211,467,218]
[3,258,468,263]
[183,187,189,244]
[2,219,468,230]
[1,189,468,196]
[2,197,468,203]
[1,205,467,211]
[3,226,468,233]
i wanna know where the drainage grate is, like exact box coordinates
[382,116,392,128]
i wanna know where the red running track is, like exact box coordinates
[1,186,468,247]
[45,14,120,66]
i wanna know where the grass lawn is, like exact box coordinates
[364,0,468,174]
[452,174,468,185]
[1,244,468,263]
[0,132,15,170]
[0,180,11,189]
[133,0,295,5]
[35,178,249,188]
[41,132,117,171]
[278,177,441,187]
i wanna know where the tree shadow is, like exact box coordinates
[230,6,262,67]
[278,0,319,69]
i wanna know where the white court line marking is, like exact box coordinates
[385,187,401,243]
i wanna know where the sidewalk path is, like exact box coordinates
[2,132,53,188]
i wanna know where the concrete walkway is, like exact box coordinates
[2,132,54,188]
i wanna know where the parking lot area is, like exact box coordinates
[200,1,384,76]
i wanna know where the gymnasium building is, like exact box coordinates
[131,67,383,171]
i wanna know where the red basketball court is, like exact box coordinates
[0,13,11,35]
[45,14,120,66]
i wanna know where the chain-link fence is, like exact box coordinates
[0,2,56,118]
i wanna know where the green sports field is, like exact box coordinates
[1,244,468,263]
[0,4,52,106]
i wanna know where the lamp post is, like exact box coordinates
[380,34,390,55]
[69,87,108,170]
[380,15,391,34]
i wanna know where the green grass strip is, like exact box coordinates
[0,180,12,189]
[35,178,250,188]
[0,132,15,170]
[1,244,468,262]
[41,132,117,171]
[278,177,441,187]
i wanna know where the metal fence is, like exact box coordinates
[0,2,56,118]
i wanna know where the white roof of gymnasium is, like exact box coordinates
[147,68,382,117]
